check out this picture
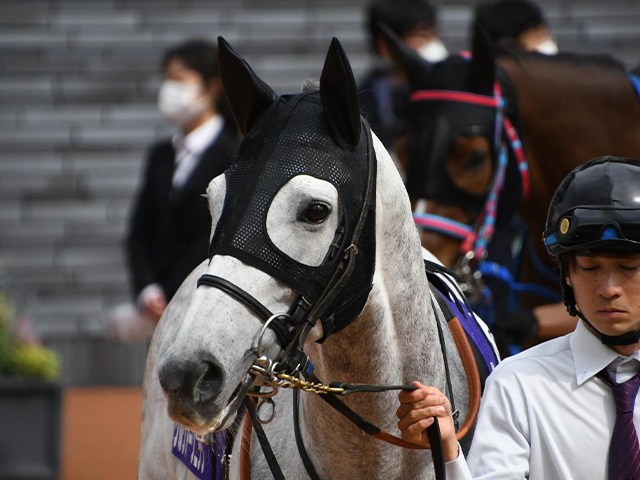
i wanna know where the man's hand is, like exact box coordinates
[397,381,459,462]
[141,289,167,324]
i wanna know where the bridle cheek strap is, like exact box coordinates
[411,80,530,260]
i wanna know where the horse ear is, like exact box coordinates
[320,37,361,149]
[376,22,432,88]
[217,36,278,135]
[469,22,495,96]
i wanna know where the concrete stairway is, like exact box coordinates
[0,0,638,384]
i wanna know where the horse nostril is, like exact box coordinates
[158,358,190,396]
[158,353,226,406]
[194,360,225,405]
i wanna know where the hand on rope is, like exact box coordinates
[397,382,459,463]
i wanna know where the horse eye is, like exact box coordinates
[300,202,331,224]
[466,150,487,171]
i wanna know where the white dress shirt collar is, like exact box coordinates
[571,319,640,385]
[171,115,224,188]
[172,114,224,158]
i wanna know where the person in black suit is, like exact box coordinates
[126,39,239,324]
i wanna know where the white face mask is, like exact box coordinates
[157,80,207,125]
[535,38,559,56]
[417,39,449,63]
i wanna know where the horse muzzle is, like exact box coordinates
[158,351,227,427]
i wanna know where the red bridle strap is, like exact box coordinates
[410,90,500,108]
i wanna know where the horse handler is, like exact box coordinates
[399,156,640,479]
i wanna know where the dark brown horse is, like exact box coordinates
[382,25,640,310]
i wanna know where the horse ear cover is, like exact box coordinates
[320,37,361,150]
[217,36,279,135]
[375,22,431,90]
[470,22,495,96]
[209,36,376,341]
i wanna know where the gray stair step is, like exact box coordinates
[0,175,86,201]
[0,222,65,248]
[49,11,140,30]
[0,30,69,49]
[21,200,109,224]
[0,8,49,27]
[54,245,125,269]
[0,153,64,175]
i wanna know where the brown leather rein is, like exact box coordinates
[237,315,482,478]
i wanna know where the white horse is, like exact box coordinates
[139,37,482,480]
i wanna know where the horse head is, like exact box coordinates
[156,36,379,435]
[380,23,525,268]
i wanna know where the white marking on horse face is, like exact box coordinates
[266,175,340,267]
[206,174,226,243]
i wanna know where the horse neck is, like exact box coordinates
[302,138,444,443]
[311,138,441,378]
[501,56,640,265]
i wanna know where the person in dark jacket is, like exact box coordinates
[475,0,558,54]
[127,39,239,324]
[359,0,448,169]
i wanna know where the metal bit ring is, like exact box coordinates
[256,398,277,424]
[257,313,291,358]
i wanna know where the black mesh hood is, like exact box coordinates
[209,92,376,339]
[406,56,523,223]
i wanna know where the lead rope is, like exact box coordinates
[237,315,481,480]
[245,398,286,480]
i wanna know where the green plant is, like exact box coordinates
[8,344,61,380]
[0,290,61,381]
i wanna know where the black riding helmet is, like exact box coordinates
[543,156,640,346]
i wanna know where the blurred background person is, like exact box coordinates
[475,0,558,54]
[126,39,239,328]
[359,0,448,173]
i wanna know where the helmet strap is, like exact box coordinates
[574,310,640,346]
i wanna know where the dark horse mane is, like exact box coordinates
[495,47,628,75]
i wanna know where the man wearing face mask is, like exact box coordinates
[475,0,558,55]
[126,39,239,325]
[359,0,448,166]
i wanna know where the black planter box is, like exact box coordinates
[0,380,61,480]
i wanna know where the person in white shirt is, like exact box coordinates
[398,156,640,480]
[126,40,239,325]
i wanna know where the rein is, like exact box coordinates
[237,313,482,480]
